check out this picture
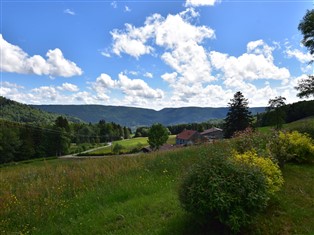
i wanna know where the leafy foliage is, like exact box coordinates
[298,9,314,59]
[0,96,81,125]
[112,143,124,155]
[266,96,286,129]
[223,91,253,138]
[232,127,270,156]
[179,154,269,232]
[148,123,169,150]
[268,131,314,167]
[280,131,314,163]
[295,75,314,98]
[233,150,284,195]
[257,100,314,127]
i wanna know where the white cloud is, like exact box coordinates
[64,9,75,15]
[110,10,214,60]
[124,6,131,12]
[118,73,164,99]
[110,10,215,86]
[58,83,79,92]
[285,48,314,63]
[95,73,116,88]
[110,17,158,58]
[161,72,177,84]
[209,40,290,85]
[185,0,220,7]
[0,34,83,77]
[100,49,111,58]
[31,86,59,101]
[144,72,153,78]
[92,73,164,105]
[154,12,214,49]
[162,41,215,84]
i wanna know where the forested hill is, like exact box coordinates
[32,104,266,127]
[0,96,82,124]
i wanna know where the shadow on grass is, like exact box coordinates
[160,214,233,235]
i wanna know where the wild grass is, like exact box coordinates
[1,139,313,234]
[0,143,216,234]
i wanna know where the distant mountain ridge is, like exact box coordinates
[0,96,82,124]
[32,104,266,127]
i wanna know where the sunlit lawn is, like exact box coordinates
[87,135,176,155]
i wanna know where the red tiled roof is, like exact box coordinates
[176,130,198,140]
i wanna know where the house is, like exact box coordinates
[176,129,205,145]
[201,127,223,140]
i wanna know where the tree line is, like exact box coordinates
[0,117,131,164]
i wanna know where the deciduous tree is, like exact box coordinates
[295,75,314,98]
[298,9,314,60]
[148,123,169,150]
[267,96,286,130]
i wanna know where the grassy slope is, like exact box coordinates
[87,135,176,155]
[1,139,313,235]
[258,116,314,133]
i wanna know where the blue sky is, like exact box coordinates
[1,0,313,110]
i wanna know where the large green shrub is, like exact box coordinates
[179,154,269,232]
[268,131,314,166]
[282,131,314,163]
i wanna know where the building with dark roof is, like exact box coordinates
[200,127,223,140]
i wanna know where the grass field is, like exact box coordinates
[1,139,313,234]
[257,116,314,134]
[86,135,176,155]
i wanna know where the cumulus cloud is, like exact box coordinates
[110,17,157,58]
[92,73,164,105]
[58,83,79,92]
[185,0,221,7]
[161,41,215,84]
[110,9,214,60]
[209,40,290,86]
[110,9,215,86]
[0,34,83,77]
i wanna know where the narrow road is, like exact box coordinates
[58,143,112,159]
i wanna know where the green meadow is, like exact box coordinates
[84,135,176,155]
[1,135,313,234]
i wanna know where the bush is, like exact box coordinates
[267,131,291,168]
[232,128,270,156]
[112,143,124,155]
[268,131,314,166]
[232,151,284,195]
[282,131,314,163]
[287,122,314,139]
[179,154,269,232]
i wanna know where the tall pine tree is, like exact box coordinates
[223,91,253,138]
